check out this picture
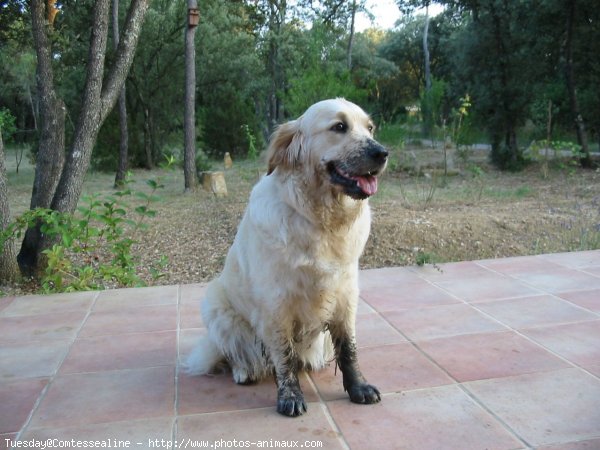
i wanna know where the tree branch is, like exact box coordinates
[100,0,151,122]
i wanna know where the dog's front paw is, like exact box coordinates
[348,383,381,404]
[277,387,307,417]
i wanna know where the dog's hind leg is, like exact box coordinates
[197,281,269,384]
[184,334,227,375]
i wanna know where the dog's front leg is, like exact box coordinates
[331,325,381,404]
[271,337,307,417]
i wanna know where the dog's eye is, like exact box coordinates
[367,125,374,133]
[331,122,347,133]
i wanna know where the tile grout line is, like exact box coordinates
[360,286,535,449]
[438,260,600,347]
[177,283,350,445]
[457,364,600,449]
[431,275,546,305]
[303,373,351,450]
[359,293,473,393]
[362,265,600,384]
[580,267,600,279]
[13,290,101,441]
[364,261,600,445]
[470,260,600,323]
[469,262,600,380]
[474,258,600,298]
[457,382,533,450]
[173,284,182,445]
[536,252,600,273]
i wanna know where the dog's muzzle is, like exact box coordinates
[327,140,389,200]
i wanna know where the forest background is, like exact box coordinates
[1,0,599,292]
[2,0,598,172]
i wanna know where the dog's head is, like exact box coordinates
[267,98,388,200]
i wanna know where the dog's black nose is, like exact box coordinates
[366,140,389,163]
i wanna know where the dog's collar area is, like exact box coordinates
[326,161,379,200]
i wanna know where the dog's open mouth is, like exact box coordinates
[327,162,380,200]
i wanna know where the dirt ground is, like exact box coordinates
[137,146,600,287]
[3,144,600,294]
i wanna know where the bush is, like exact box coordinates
[376,123,406,149]
[195,149,213,172]
[242,124,258,160]
[0,171,170,292]
[0,107,17,142]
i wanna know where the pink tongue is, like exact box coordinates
[353,175,378,196]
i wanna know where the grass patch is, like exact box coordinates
[415,251,438,266]
[484,185,534,199]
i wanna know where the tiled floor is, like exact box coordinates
[1,251,600,450]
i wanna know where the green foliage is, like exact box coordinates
[0,108,17,142]
[242,124,259,160]
[0,171,170,293]
[2,0,599,174]
[350,29,399,117]
[195,149,213,173]
[490,142,528,172]
[415,250,438,266]
[284,24,368,117]
[376,123,406,149]
[94,1,187,170]
[286,69,367,118]
[420,78,446,136]
[445,1,537,170]
[528,139,584,177]
[529,139,583,158]
[451,94,471,146]
[195,0,264,158]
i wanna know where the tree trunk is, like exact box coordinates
[422,3,432,136]
[346,0,356,71]
[0,130,19,283]
[506,125,518,167]
[18,0,67,276]
[183,0,198,192]
[423,4,431,93]
[267,0,286,131]
[18,0,150,276]
[565,0,592,167]
[488,1,521,169]
[52,0,149,213]
[143,107,155,169]
[51,0,112,213]
[113,0,129,187]
[28,0,66,212]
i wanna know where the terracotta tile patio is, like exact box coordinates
[1,251,600,450]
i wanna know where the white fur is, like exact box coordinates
[185,99,380,383]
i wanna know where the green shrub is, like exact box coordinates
[195,149,213,172]
[377,123,406,149]
[0,171,170,293]
[242,124,258,160]
[0,107,17,142]
[416,251,438,266]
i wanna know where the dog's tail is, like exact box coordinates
[184,335,227,375]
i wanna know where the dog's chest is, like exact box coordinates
[281,247,357,323]
[288,208,369,267]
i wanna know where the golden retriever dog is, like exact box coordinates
[186,98,388,417]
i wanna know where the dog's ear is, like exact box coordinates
[267,120,303,175]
